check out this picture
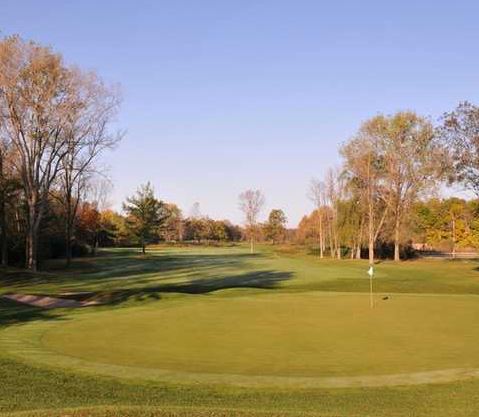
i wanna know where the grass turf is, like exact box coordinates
[31,292,479,380]
[2,245,479,416]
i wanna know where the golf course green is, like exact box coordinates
[2,245,479,416]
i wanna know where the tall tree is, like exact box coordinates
[0,36,76,270]
[123,182,164,254]
[441,101,479,194]
[58,70,121,266]
[238,189,265,253]
[341,121,388,264]
[375,112,444,261]
[264,209,287,244]
[325,168,345,259]
[308,178,326,258]
[0,36,121,270]
[0,141,8,265]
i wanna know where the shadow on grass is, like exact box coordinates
[89,269,293,305]
[0,249,292,325]
[0,250,260,291]
[0,297,61,327]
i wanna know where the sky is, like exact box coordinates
[1,1,479,226]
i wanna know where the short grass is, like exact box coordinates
[3,245,479,297]
[35,293,479,380]
[2,245,479,416]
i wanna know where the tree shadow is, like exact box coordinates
[0,297,62,327]
[84,269,293,305]
[0,250,259,291]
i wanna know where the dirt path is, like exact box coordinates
[2,294,99,309]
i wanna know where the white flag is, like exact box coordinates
[368,266,374,278]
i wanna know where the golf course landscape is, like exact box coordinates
[2,245,479,416]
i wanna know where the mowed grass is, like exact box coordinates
[2,245,479,416]
[36,293,479,380]
[2,244,479,297]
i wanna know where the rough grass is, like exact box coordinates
[2,245,479,416]
[2,354,479,417]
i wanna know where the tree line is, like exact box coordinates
[0,36,121,271]
[120,183,287,254]
[2,35,479,269]
[300,107,479,262]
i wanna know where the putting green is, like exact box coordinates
[4,292,479,387]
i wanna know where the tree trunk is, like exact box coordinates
[394,213,401,261]
[318,213,324,259]
[250,236,254,254]
[368,200,374,265]
[328,218,334,259]
[65,219,73,267]
[368,235,374,265]
[452,216,456,259]
[26,197,41,272]
[64,190,74,267]
[0,204,6,266]
[141,238,146,255]
[26,222,39,272]
[0,151,7,267]
[356,216,364,260]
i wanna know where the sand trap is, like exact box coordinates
[2,293,99,309]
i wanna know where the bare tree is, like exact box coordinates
[58,70,121,266]
[441,102,479,194]
[325,167,345,259]
[308,178,326,258]
[341,122,388,264]
[189,202,202,219]
[375,112,444,261]
[84,177,113,255]
[0,36,121,270]
[238,189,265,253]
[0,141,7,266]
[0,36,79,270]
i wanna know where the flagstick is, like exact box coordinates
[369,271,374,309]
[368,264,374,309]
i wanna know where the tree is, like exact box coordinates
[308,178,326,258]
[0,141,18,265]
[0,36,73,270]
[123,183,164,254]
[160,203,183,242]
[207,219,228,242]
[189,202,202,219]
[341,121,388,264]
[75,201,101,252]
[99,209,129,247]
[441,102,479,194]
[57,70,121,266]
[82,179,113,255]
[0,35,121,270]
[374,112,444,261]
[238,189,265,253]
[264,209,287,244]
[325,168,345,259]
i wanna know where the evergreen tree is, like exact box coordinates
[123,183,164,254]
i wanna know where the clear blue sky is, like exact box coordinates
[2,1,478,226]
